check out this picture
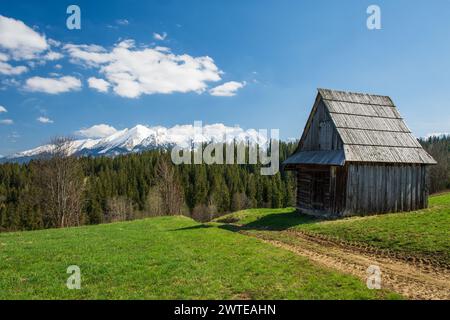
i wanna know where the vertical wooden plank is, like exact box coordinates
[297,169,300,208]
[366,164,370,214]
[364,165,368,214]
[403,165,408,211]
[397,165,401,212]
[340,165,348,215]
[410,166,414,211]
[354,165,359,214]
[417,165,421,208]
[397,165,402,211]
[330,166,337,214]
[348,165,354,215]
[419,165,425,209]
[424,166,429,208]
[412,166,415,211]
[384,165,392,212]
[373,165,378,213]
[361,165,366,214]
[350,165,355,214]
[389,165,395,212]
[393,165,398,212]
[403,166,408,212]
[358,165,362,214]
[349,165,354,214]
[380,165,385,213]
[379,165,384,213]
[399,165,404,212]
[405,166,411,211]
[369,165,373,214]
[411,165,417,211]
[345,166,350,215]
[387,165,393,212]
[418,165,423,208]
[386,165,392,212]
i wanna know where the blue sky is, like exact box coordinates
[1,0,450,155]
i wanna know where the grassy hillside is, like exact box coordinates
[0,216,398,300]
[215,193,450,265]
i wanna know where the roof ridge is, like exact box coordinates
[318,88,391,99]
[322,98,395,107]
[328,111,402,120]
[343,143,422,149]
[334,126,411,133]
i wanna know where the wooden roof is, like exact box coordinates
[284,89,436,165]
[283,150,345,167]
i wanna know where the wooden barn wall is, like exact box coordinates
[345,163,429,215]
[295,165,348,217]
[329,165,347,215]
[296,166,330,212]
[301,101,343,151]
[297,169,313,210]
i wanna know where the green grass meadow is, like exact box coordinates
[0,215,398,300]
[2,193,448,300]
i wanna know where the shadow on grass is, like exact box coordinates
[171,224,213,231]
[171,210,323,233]
[219,211,322,232]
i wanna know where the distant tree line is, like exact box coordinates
[419,135,450,194]
[1,136,448,233]
[0,140,297,232]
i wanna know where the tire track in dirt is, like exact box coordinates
[240,230,450,300]
[289,229,450,272]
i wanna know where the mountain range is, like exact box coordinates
[2,124,269,163]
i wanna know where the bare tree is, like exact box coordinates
[231,192,248,212]
[145,186,163,217]
[155,158,185,215]
[106,196,134,222]
[191,202,218,222]
[35,137,85,228]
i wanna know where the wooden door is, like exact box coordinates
[312,170,330,210]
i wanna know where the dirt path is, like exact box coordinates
[241,229,450,300]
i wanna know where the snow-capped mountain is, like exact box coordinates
[3,123,269,163]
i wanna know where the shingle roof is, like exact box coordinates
[283,150,345,167]
[284,89,436,166]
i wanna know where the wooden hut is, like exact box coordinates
[283,89,436,217]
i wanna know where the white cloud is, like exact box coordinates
[116,19,129,26]
[25,76,82,94]
[88,77,110,93]
[0,61,28,75]
[0,15,48,60]
[76,124,118,138]
[0,53,8,61]
[63,44,111,67]
[0,105,7,113]
[37,116,53,124]
[64,40,222,98]
[153,32,167,41]
[54,64,62,69]
[48,39,61,47]
[209,81,246,97]
[43,51,63,61]
[0,119,13,125]
[1,78,20,87]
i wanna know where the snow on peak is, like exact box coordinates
[6,123,271,160]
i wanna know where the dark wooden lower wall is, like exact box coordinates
[297,168,330,212]
[344,163,429,215]
[295,165,347,217]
